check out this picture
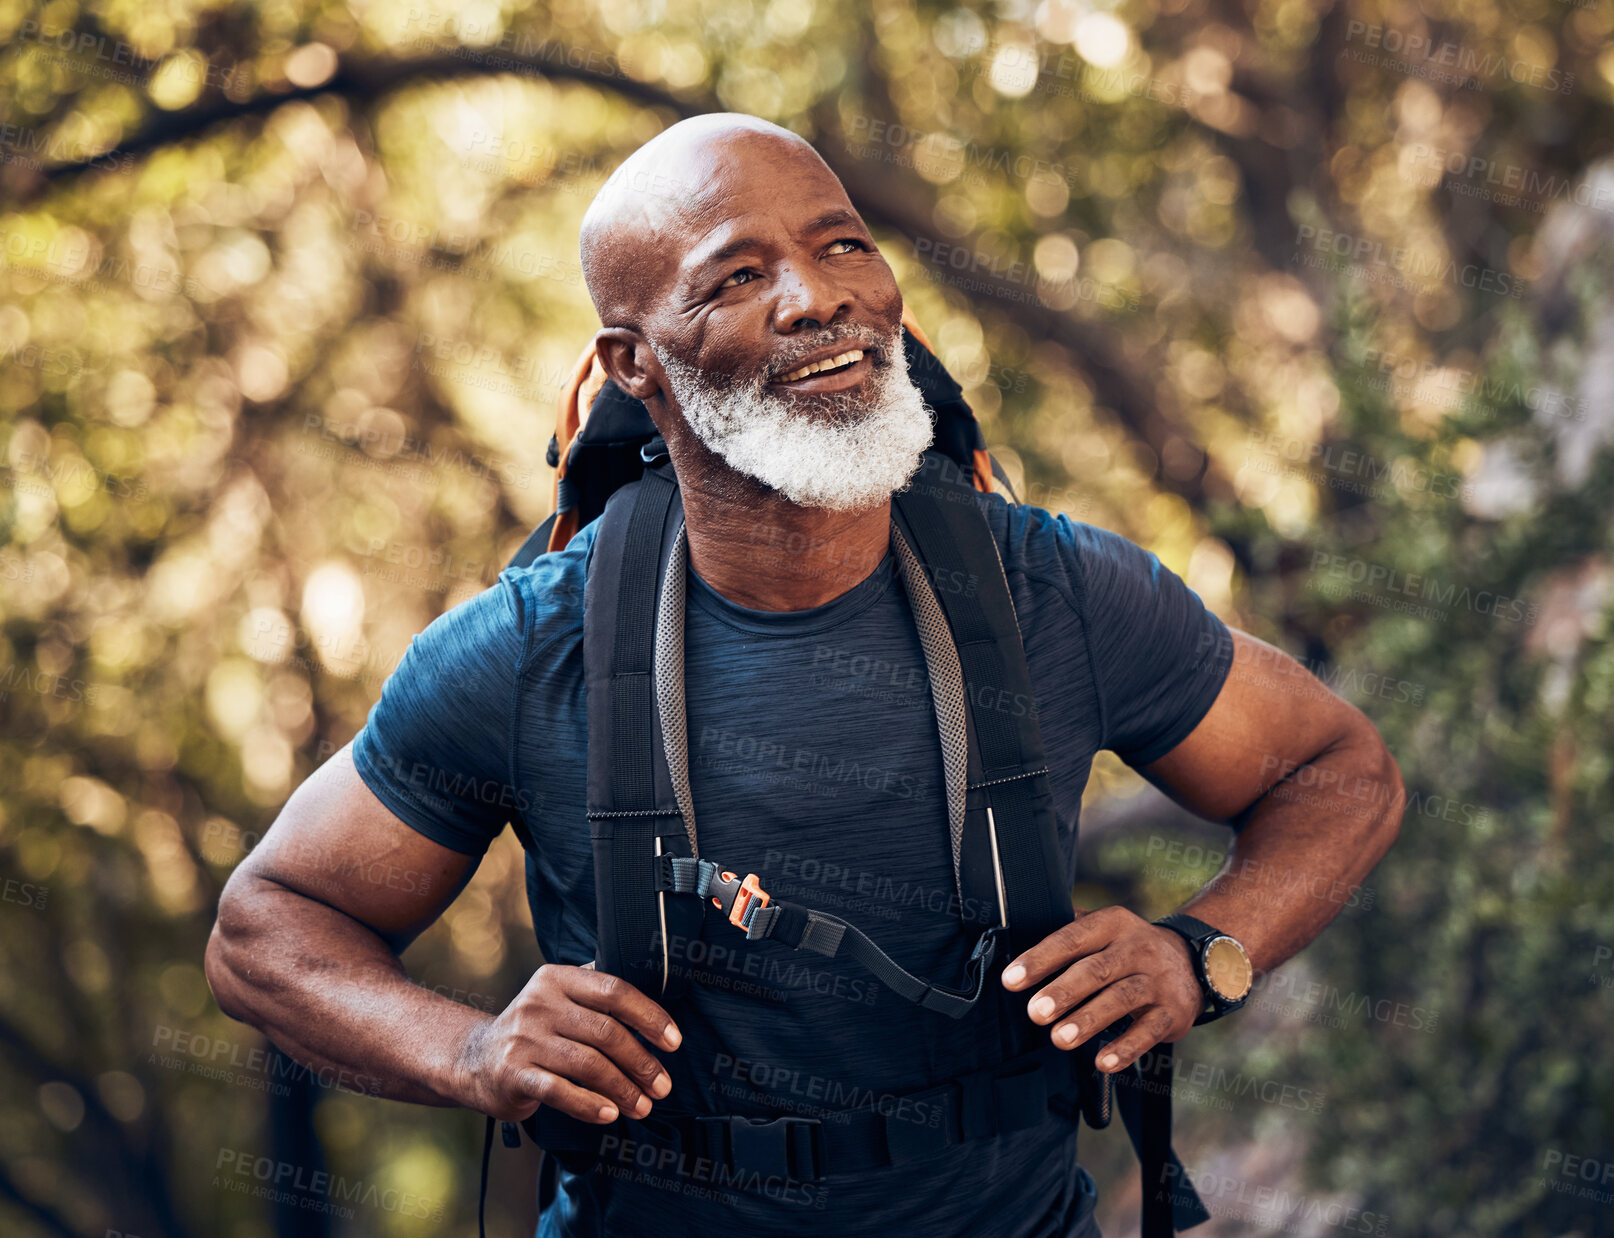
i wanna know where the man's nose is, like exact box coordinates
[770,261,853,333]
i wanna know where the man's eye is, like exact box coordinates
[718,269,758,290]
[826,239,863,254]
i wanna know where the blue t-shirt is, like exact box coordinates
[352,492,1233,1238]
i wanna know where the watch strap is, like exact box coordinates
[1154,912,1222,946]
[1153,912,1248,1024]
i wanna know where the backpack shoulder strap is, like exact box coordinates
[506,511,557,571]
[582,463,700,997]
[892,457,1072,957]
[895,460,1208,1238]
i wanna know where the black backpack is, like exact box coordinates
[478,320,1209,1238]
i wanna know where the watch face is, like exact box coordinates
[1204,936,1253,1002]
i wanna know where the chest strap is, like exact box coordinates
[655,855,1004,1019]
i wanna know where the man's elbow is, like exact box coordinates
[1360,719,1406,856]
[204,874,258,1025]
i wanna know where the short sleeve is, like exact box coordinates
[1058,521,1234,767]
[350,573,530,856]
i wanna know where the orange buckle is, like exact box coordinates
[712,871,770,929]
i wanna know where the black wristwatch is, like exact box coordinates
[1153,913,1254,1025]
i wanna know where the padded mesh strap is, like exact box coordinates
[891,525,971,909]
[891,478,1070,955]
[653,524,699,858]
[585,467,686,993]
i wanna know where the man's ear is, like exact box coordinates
[594,328,664,403]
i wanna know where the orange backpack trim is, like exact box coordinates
[545,307,993,553]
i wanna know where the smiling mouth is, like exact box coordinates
[775,349,867,384]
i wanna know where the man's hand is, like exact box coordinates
[208,749,690,1119]
[455,964,682,1124]
[1001,908,1203,1072]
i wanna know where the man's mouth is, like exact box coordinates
[773,348,870,388]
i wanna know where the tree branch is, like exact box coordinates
[37,52,703,184]
[36,47,1218,508]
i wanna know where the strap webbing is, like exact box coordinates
[478,1115,493,1238]
[520,1039,1085,1177]
[503,1040,1208,1231]
[506,510,559,570]
[608,470,674,808]
[1141,1043,1174,1238]
[758,903,1003,1019]
[1113,1041,1212,1233]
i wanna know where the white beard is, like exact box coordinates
[651,325,933,511]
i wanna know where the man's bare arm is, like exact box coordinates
[1141,630,1405,971]
[205,743,681,1122]
[1004,630,1405,1071]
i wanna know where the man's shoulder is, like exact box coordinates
[497,519,594,641]
[975,490,1129,616]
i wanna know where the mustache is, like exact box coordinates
[760,323,894,383]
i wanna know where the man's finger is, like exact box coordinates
[561,968,683,1050]
[1001,908,1114,990]
[558,1004,674,1100]
[546,1035,657,1118]
[1026,949,1140,1025]
[1087,1006,1176,1073]
[509,1066,622,1124]
[1044,972,1153,1050]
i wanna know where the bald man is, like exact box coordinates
[207,114,1403,1237]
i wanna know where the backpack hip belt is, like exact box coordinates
[532,1039,1089,1180]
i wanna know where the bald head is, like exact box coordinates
[579,114,839,330]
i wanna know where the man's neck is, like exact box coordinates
[679,480,892,612]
